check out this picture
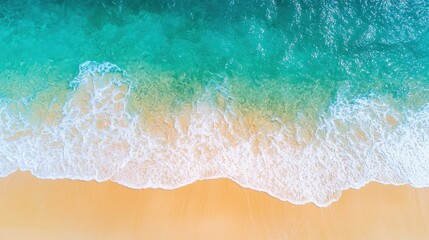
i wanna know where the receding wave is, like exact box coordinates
[1,61,428,207]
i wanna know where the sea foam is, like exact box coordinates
[1,61,428,207]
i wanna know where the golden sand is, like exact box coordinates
[0,171,428,240]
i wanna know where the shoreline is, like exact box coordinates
[1,171,428,239]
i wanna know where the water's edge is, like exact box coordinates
[1,61,428,207]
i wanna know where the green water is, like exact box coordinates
[1,0,428,120]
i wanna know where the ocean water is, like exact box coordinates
[0,0,429,206]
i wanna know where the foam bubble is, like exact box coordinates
[1,61,428,207]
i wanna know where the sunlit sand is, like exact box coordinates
[0,171,428,240]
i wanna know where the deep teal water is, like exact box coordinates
[1,0,428,116]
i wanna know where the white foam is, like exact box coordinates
[1,61,428,207]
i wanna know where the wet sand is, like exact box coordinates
[0,171,428,240]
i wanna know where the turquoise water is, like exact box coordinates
[1,0,429,206]
[2,1,428,110]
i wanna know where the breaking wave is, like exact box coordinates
[1,61,428,207]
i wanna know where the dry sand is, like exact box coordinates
[0,171,428,240]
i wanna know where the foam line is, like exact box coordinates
[1,62,428,207]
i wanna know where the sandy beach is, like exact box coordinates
[0,171,428,240]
